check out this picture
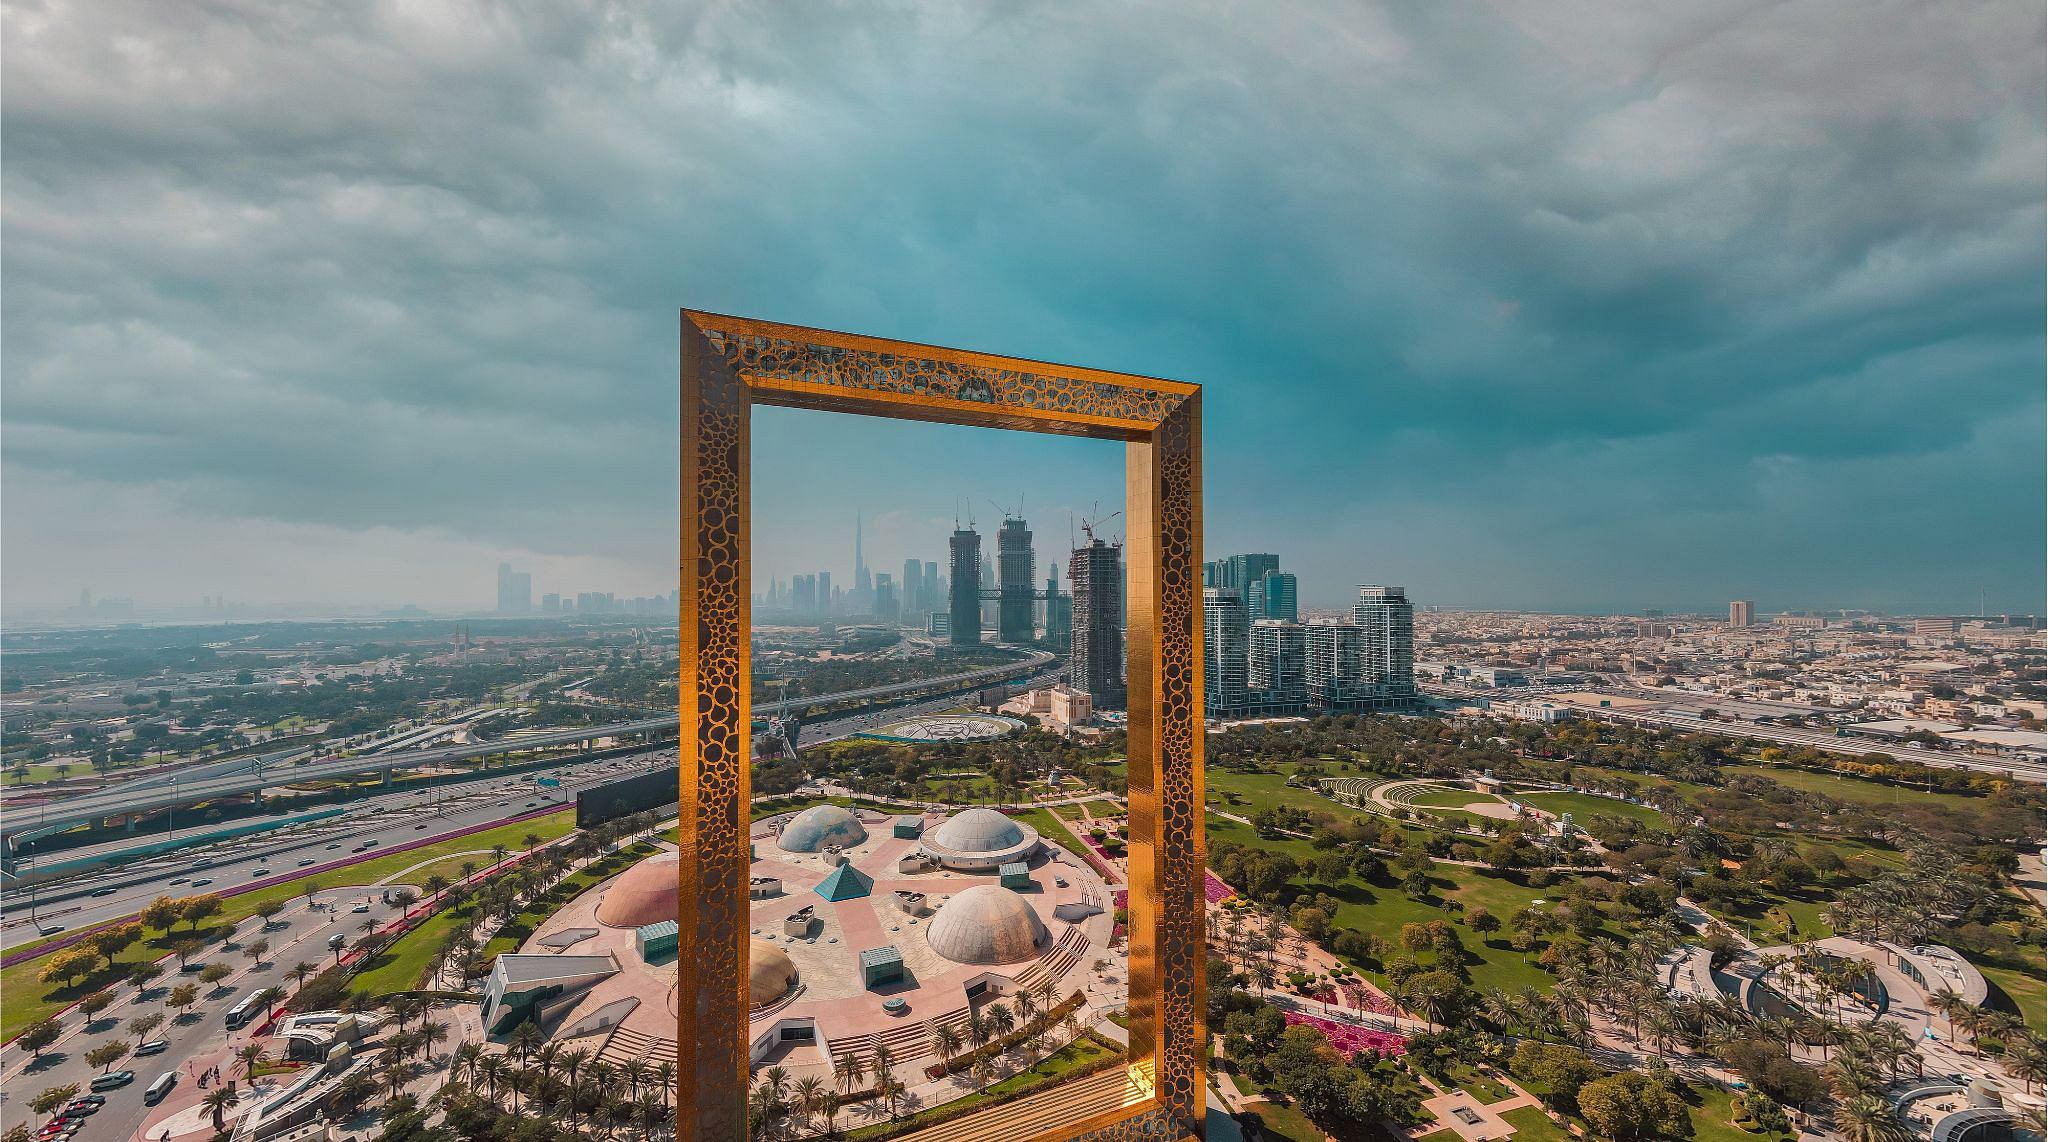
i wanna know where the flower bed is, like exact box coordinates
[1282,1010,1406,1059]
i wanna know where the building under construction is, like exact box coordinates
[1067,537,1125,708]
[947,526,982,646]
[996,516,1037,643]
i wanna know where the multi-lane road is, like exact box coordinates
[2,649,1056,845]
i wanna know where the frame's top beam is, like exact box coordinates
[683,308,1197,439]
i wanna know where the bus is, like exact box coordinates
[225,992,262,1030]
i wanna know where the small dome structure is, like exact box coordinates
[778,804,868,853]
[596,851,678,929]
[930,807,1025,852]
[925,884,1049,965]
[748,940,798,1009]
[921,807,1041,871]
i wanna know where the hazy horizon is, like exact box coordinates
[5,3,2042,621]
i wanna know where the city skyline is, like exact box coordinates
[4,4,2043,621]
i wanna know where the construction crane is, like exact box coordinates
[1079,505,1122,545]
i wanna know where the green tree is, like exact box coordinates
[18,1018,63,1059]
[1578,1073,1692,1142]
[84,1040,130,1073]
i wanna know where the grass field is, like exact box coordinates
[1499,1106,1572,1142]
[1205,811,1595,995]
[1979,961,2047,1033]
[1407,787,1490,810]
[1686,1082,1791,1142]
[1720,765,2023,813]
[837,1033,1122,1141]
[1516,791,1666,828]
[0,808,578,1040]
[1241,1100,1326,1142]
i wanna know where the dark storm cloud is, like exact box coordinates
[2,0,2040,611]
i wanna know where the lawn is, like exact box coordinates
[1208,765,1352,820]
[1499,1106,1572,1142]
[387,852,512,890]
[1720,764,2020,814]
[1445,1063,1514,1103]
[1978,961,2046,1034]
[0,808,578,1040]
[1206,811,1601,996]
[1082,799,1122,818]
[1515,792,1666,828]
[1240,1100,1326,1142]
[1686,1082,1791,1142]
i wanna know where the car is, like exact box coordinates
[298,858,317,867]
[70,1096,105,1107]
[90,887,118,897]
[326,843,340,850]
[524,802,536,808]
[363,839,378,847]
[134,1039,169,1056]
[36,923,65,936]
[351,902,371,913]
[250,869,270,877]
[414,823,428,830]
[89,1071,135,1091]
[190,878,213,887]
[169,877,190,886]
[63,1102,99,1117]
[498,801,509,807]
[35,1125,76,1140]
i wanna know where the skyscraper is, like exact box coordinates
[853,515,872,614]
[1307,623,1365,708]
[875,572,898,624]
[1068,538,1125,707]
[996,516,1036,643]
[817,571,832,616]
[902,557,924,617]
[948,527,981,646]
[1249,620,1308,712]
[792,574,816,616]
[1251,570,1298,622]
[923,561,939,618]
[496,563,532,614]
[1203,588,1250,716]
[1221,554,1280,595]
[1352,585,1416,696]
[1729,600,1755,627]
[1044,568,1072,652]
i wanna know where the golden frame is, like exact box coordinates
[678,310,1205,1141]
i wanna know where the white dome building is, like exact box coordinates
[777,804,868,853]
[925,885,1050,965]
[920,807,1041,871]
[747,940,798,1009]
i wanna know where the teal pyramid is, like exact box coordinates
[814,862,873,902]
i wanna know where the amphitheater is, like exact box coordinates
[511,801,1117,1104]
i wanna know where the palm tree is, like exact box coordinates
[793,1075,825,1133]
[965,1011,991,1057]
[932,1023,963,1070]
[988,1002,1016,1040]
[421,1019,449,1061]
[1015,988,1039,1029]
[817,1091,842,1139]
[834,1051,867,1094]
[202,1087,241,1132]
[237,1043,264,1079]
[1836,1095,1913,1142]
[1035,978,1060,1022]
[2002,1035,2045,1094]
[971,1054,995,1094]
[452,1042,483,1088]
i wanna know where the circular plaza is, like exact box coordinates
[502,800,1117,1113]
[858,713,1025,743]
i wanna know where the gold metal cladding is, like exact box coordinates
[679,310,1206,1142]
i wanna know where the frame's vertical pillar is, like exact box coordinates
[678,316,751,1141]
[1122,392,1205,1136]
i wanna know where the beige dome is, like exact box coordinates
[929,807,1025,853]
[748,940,798,1009]
[596,850,678,929]
[925,884,1049,965]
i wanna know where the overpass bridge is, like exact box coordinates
[0,649,1054,853]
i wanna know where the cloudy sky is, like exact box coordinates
[4,1,2041,618]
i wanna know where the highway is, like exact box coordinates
[1,657,1065,922]
[1,649,1054,844]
